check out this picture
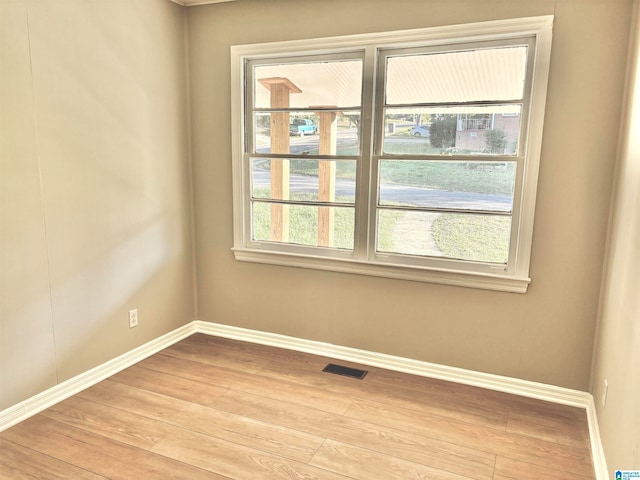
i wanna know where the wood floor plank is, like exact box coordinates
[137,352,237,388]
[79,380,324,463]
[160,340,270,374]
[224,367,355,415]
[365,369,515,427]
[494,456,595,480]
[504,395,588,422]
[360,380,508,430]
[214,389,496,480]
[255,358,377,397]
[366,366,590,432]
[310,439,478,480]
[40,395,179,450]
[365,367,545,415]
[185,333,348,370]
[140,351,354,414]
[0,416,223,479]
[151,428,352,480]
[108,363,228,407]
[506,410,590,448]
[365,366,511,407]
[345,398,594,477]
[257,358,508,429]
[0,437,107,480]
[346,397,498,452]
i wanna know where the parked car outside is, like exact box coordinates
[409,125,430,137]
[290,118,318,136]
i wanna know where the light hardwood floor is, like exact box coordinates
[0,333,595,479]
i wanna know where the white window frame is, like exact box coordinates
[231,16,553,293]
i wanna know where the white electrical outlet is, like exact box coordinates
[601,379,608,407]
[128,309,138,328]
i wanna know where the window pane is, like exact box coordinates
[254,59,363,109]
[378,160,515,212]
[385,46,528,104]
[377,210,511,264]
[252,202,354,249]
[383,106,521,156]
[251,158,356,203]
[253,112,360,156]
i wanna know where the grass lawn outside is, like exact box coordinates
[252,201,510,266]
[431,214,510,264]
[251,192,356,250]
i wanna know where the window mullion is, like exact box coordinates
[377,154,526,162]
[353,46,377,261]
[365,43,389,262]
[377,204,513,216]
[384,99,524,109]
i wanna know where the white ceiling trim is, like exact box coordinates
[170,0,236,6]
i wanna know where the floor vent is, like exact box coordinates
[322,363,368,380]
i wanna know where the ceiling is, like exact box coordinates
[170,0,235,6]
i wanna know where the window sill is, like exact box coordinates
[232,248,530,293]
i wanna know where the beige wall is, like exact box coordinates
[188,0,633,391]
[0,0,195,410]
[591,0,640,470]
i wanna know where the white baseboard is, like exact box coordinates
[0,319,608,479]
[585,396,610,480]
[0,322,196,433]
[195,320,609,479]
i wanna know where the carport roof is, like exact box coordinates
[253,45,528,109]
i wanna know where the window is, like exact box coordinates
[231,16,553,293]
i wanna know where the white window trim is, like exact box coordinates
[231,16,553,294]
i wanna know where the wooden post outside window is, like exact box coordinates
[313,107,339,247]
[258,77,301,242]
